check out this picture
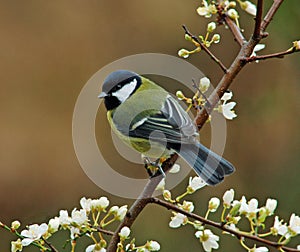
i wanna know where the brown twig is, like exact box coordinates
[244,47,299,63]
[223,15,246,46]
[150,197,300,252]
[253,0,264,40]
[95,227,114,236]
[261,0,284,32]
[182,25,228,73]
[43,239,59,252]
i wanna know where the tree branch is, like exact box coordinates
[43,239,59,252]
[223,15,246,46]
[95,227,114,236]
[182,25,228,73]
[261,0,284,32]
[150,197,300,252]
[253,0,264,40]
[244,47,299,63]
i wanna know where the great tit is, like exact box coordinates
[98,70,234,185]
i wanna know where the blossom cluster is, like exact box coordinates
[176,76,237,120]
[178,0,258,59]
[9,196,126,252]
[8,197,159,252]
[165,184,300,252]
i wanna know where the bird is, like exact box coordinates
[98,70,234,185]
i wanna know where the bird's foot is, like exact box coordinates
[142,156,166,178]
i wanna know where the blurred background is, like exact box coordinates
[0,0,299,251]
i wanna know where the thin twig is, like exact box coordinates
[223,15,246,46]
[95,227,114,236]
[42,238,59,252]
[150,197,299,252]
[182,25,228,73]
[253,0,264,40]
[261,0,284,32]
[244,47,299,63]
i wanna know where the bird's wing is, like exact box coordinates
[128,95,198,145]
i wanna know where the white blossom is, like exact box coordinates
[11,239,22,252]
[169,213,188,228]
[221,91,233,102]
[86,244,106,252]
[180,200,194,213]
[119,226,131,238]
[221,102,237,120]
[20,223,48,246]
[70,226,80,239]
[199,77,210,93]
[48,217,60,233]
[71,208,88,226]
[195,229,219,252]
[147,240,160,251]
[240,1,257,16]
[208,197,220,212]
[253,246,269,252]
[293,40,300,50]
[91,197,110,211]
[272,216,288,237]
[59,210,71,227]
[116,205,128,220]
[109,206,119,214]
[251,44,265,60]
[219,91,237,120]
[80,197,92,212]
[197,1,217,18]
[265,198,277,215]
[223,189,235,208]
[188,176,206,193]
[289,213,300,236]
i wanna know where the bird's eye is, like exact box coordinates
[117,84,122,88]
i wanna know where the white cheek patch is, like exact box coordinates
[112,78,137,102]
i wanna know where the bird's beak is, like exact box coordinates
[98,92,107,99]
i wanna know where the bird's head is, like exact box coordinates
[98,70,142,111]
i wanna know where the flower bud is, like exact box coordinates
[185,34,192,41]
[208,197,220,212]
[119,226,131,238]
[228,9,239,19]
[212,34,221,44]
[176,90,185,100]
[11,220,21,230]
[293,40,300,50]
[178,49,190,59]
[199,77,210,93]
[223,189,235,208]
[163,190,172,201]
[207,22,216,33]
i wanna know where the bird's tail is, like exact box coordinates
[175,143,235,185]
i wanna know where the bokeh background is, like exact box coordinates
[0,0,299,251]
